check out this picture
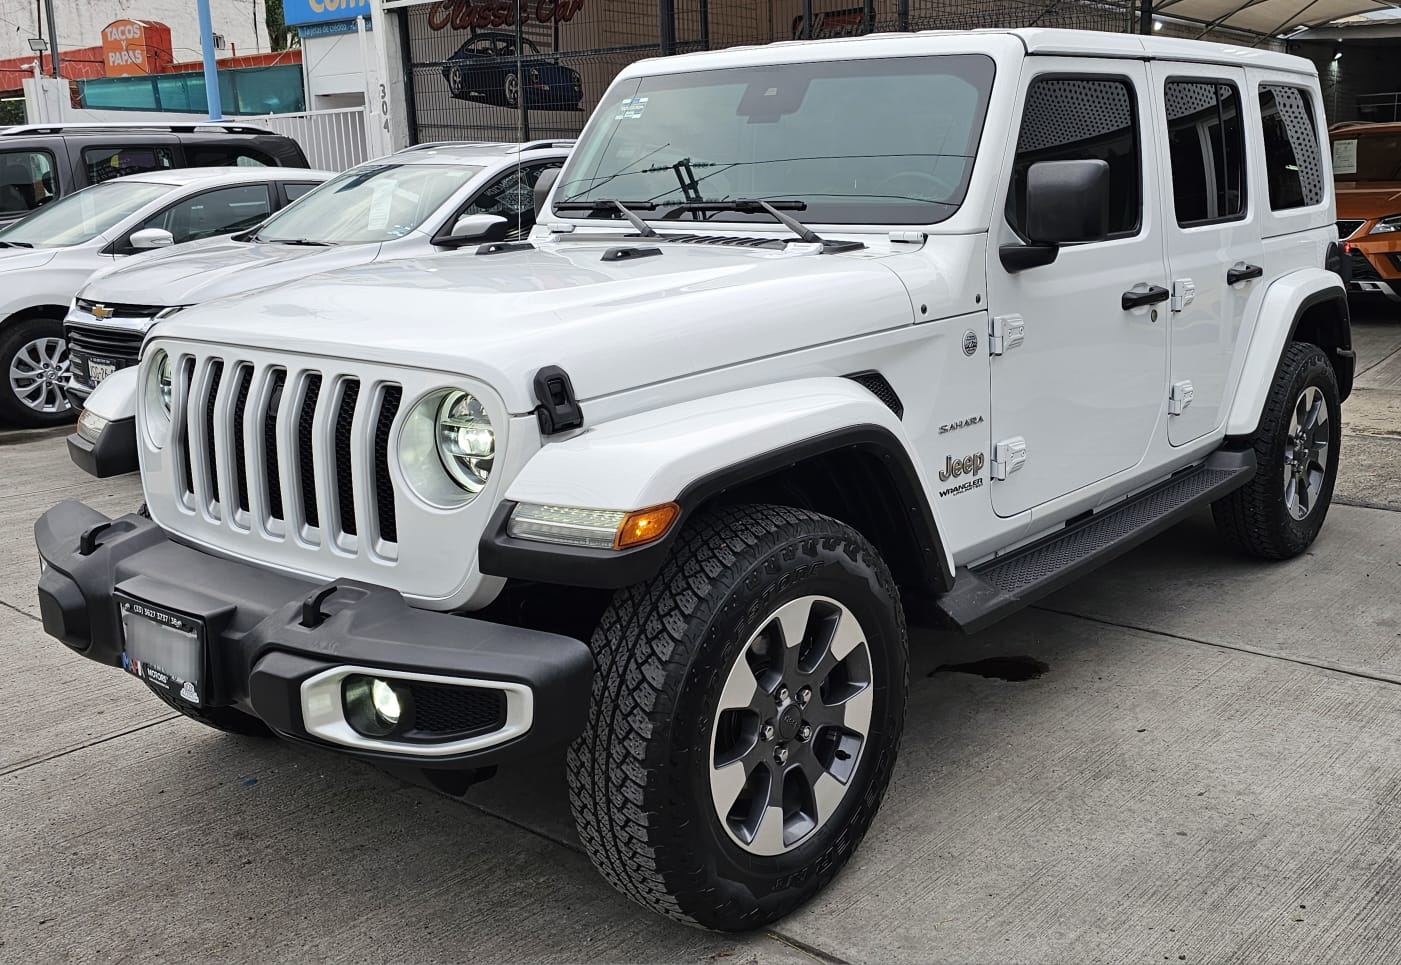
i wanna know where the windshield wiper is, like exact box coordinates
[666,199,864,253]
[262,237,333,246]
[553,200,659,238]
[0,241,34,248]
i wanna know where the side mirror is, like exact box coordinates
[1001,159,1111,272]
[534,167,560,218]
[440,213,509,247]
[129,227,174,251]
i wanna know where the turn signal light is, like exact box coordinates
[615,503,680,549]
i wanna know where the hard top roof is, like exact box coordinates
[619,27,1316,79]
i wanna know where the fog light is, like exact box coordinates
[342,674,414,737]
[371,679,402,724]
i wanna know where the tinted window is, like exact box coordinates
[83,146,176,184]
[0,150,57,215]
[1165,81,1246,225]
[186,145,275,167]
[137,184,273,245]
[283,182,320,202]
[1259,84,1323,210]
[1009,77,1141,238]
[558,55,997,226]
[456,162,561,240]
[1331,132,1401,182]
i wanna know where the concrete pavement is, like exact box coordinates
[1,314,1400,963]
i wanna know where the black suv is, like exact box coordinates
[0,123,310,228]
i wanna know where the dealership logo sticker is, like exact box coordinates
[615,97,648,120]
[180,681,199,703]
[962,330,978,356]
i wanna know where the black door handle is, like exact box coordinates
[1227,263,1263,285]
[1121,285,1170,311]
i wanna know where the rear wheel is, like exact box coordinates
[0,317,71,427]
[567,504,907,930]
[1212,342,1341,559]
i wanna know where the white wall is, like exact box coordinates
[2,0,265,65]
[301,31,369,106]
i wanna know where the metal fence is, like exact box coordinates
[242,106,371,170]
[401,0,1141,145]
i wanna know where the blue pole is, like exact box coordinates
[196,0,223,120]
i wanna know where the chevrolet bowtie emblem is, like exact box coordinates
[91,304,113,320]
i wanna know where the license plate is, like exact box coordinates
[119,598,206,706]
[88,360,116,387]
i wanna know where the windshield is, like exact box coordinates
[0,179,169,247]
[1332,132,1401,182]
[255,162,485,243]
[556,55,995,226]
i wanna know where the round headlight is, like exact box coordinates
[143,349,175,447]
[436,391,495,493]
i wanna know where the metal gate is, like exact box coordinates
[401,0,1141,145]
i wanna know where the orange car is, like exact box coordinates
[1332,122,1401,300]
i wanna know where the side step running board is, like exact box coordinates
[936,448,1256,634]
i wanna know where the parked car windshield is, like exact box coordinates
[254,162,485,244]
[556,55,996,225]
[1332,130,1401,182]
[0,179,170,247]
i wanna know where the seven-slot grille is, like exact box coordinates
[171,355,400,554]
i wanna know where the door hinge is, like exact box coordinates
[1168,380,1195,416]
[991,437,1027,480]
[989,314,1025,356]
[1170,278,1197,313]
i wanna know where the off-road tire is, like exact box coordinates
[1212,341,1341,559]
[145,683,273,738]
[567,503,908,931]
[0,316,71,427]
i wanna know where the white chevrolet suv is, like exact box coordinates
[35,30,1352,930]
[63,140,569,475]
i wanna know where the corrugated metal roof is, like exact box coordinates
[1154,0,1395,36]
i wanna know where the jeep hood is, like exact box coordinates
[155,238,970,413]
[83,239,380,306]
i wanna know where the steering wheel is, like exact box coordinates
[875,169,957,202]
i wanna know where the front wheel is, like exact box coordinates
[0,317,71,427]
[567,504,907,930]
[1212,341,1341,559]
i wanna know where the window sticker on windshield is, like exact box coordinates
[1333,139,1358,176]
[367,183,394,229]
[615,96,648,120]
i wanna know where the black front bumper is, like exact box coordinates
[35,500,593,769]
[66,418,138,478]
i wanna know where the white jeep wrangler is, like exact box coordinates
[36,29,1353,930]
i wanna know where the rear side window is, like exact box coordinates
[0,150,57,215]
[186,145,275,167]
[1009,76,1141,239]
[83,146,176,184]
[1164,80,1246,225]
[1259,84,1323,210]
[283,182,319,202]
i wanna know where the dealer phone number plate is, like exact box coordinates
[119,599,205,706]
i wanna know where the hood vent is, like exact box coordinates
[655,233,786,250]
